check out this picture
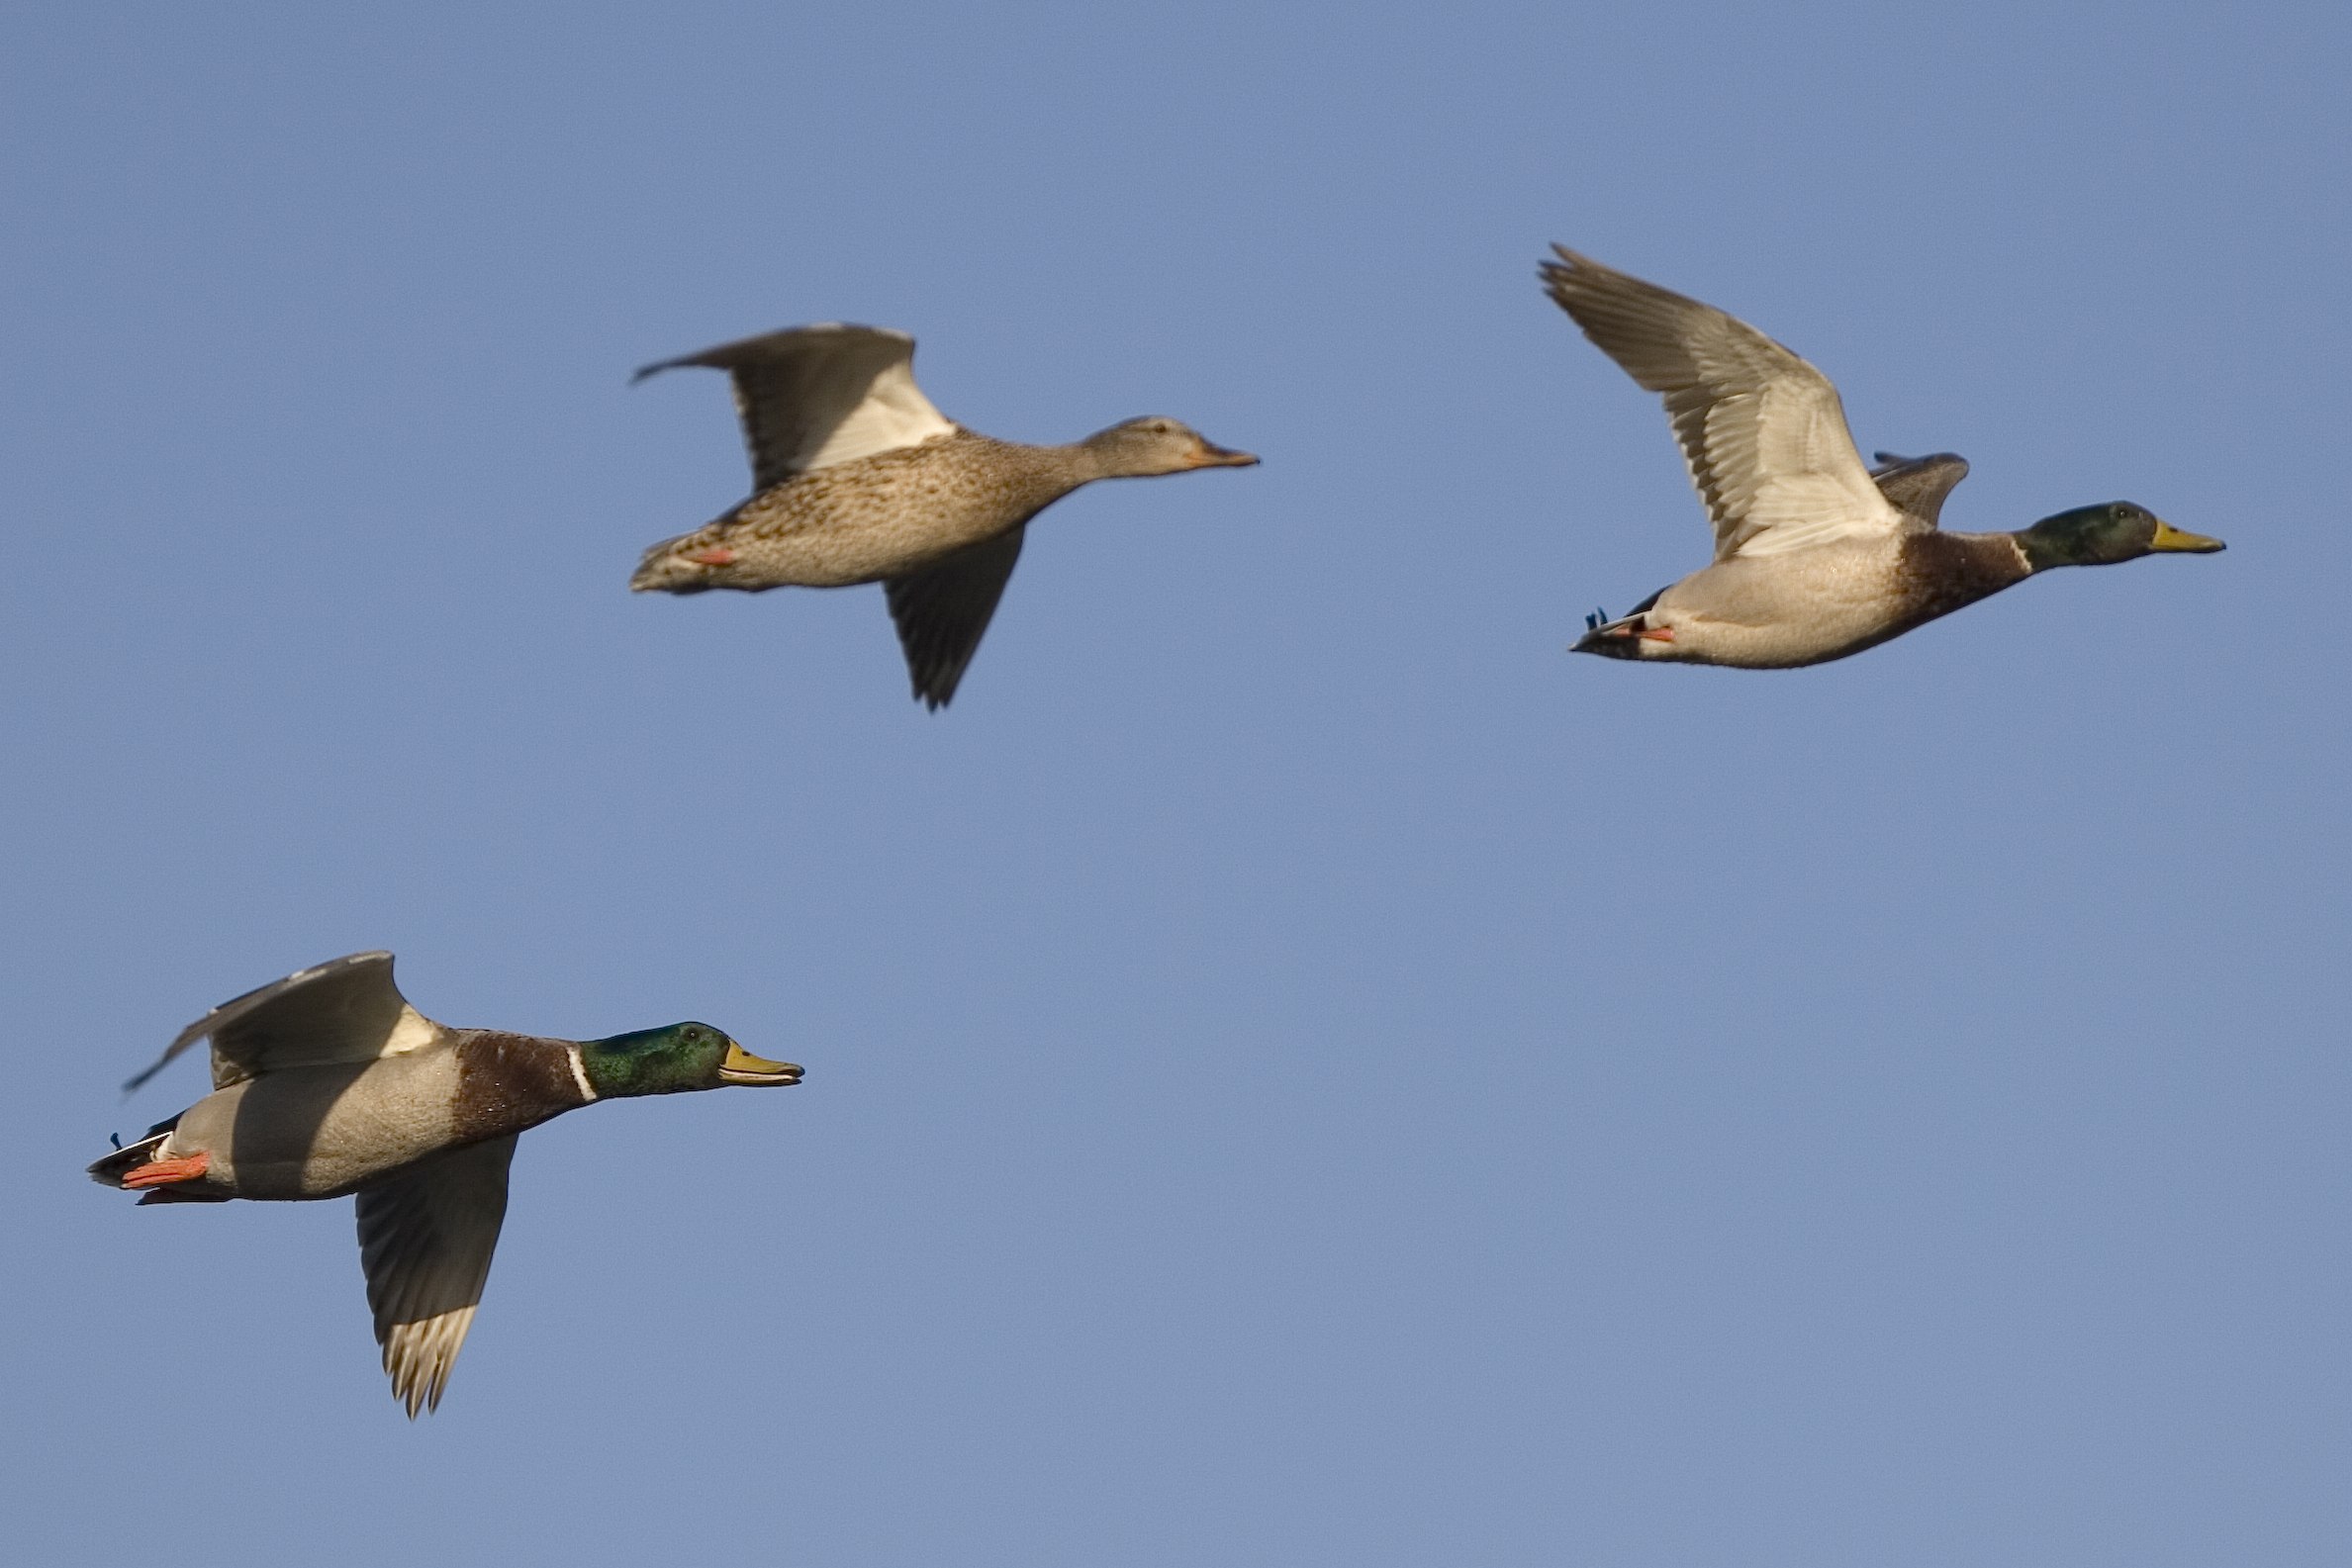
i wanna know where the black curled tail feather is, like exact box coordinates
[1572,586,1665,658]
[1572,616,1647,659]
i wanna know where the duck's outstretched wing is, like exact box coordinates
[125,952,444,1094]
[1540,245,1907,563]
[884,528,1025,710]
[1869,451,1971,527]
[633,323,958,490]
[355,1135,516,1419]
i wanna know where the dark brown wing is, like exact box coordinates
[883,528,1026,710]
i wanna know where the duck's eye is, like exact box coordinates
[682,1026,704,1044]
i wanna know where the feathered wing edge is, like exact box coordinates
[123,952,438,1095]
[633,323,957,490]
[355,1136,517,1418]
[1539,245,1905,561]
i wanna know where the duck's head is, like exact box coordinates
[1082,416,1258,479]
[578,1022,802,1098]
[2019,503,2224,570]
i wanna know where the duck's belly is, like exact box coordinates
[162,1055,472,1202]
[1669,603,1917,668]
[1653,544,1923,668]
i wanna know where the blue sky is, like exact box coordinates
[5,3,2348,1563]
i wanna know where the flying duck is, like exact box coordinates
[629,323,1258,707]
[1540,245,2223,667]
[89,952,801,1415]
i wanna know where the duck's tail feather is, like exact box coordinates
[1572,613,1649,659]
[87,1129,174,1189]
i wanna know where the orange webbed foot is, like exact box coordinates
[122,1152,211,1189]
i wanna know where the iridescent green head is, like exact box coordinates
[578,1022,801,1098]
[2019,502,2224,571]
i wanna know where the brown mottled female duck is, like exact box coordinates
[630,323,1258,707]
[89,953,801,1415]
[1540,246,2223,667]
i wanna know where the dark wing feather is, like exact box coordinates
[883,527,1026,710]
[355,1136,516,1418]
[1868,451,1971,527]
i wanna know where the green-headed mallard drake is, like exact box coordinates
[1539,246,2224,666]
[629,323,1259,708]
[88,952,801,1416]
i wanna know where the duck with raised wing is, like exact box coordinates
[88,952,802,1416]
[630,323,1258,708]
[1540,246,2223,667]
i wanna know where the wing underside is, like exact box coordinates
[1540,245,1907,561]
[354,1135,517,1418]
[634,323,958,490]
[883,527,1026,709]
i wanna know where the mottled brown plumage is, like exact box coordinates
[639,430,1088,591]
[630,323,1255,707]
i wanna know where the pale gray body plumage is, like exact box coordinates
[88,952,800,1416]
[1540,246,2216,666]
[90,955,548,1415]
[629,323,1256,707]
[157,1049,482,1200]
[1636,539,1928,666]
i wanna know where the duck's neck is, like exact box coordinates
[1038,438,1119,487]
[447,1030,597,1142]
[977,434,1110,499]
[2013,522,2078,574]
[1895,530,2036,623]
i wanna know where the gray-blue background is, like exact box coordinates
[6,3,2345,1563]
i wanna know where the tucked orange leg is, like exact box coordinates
[686,547,737,566]
[122,1152,211,1189]
[1637,626,1676,643]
